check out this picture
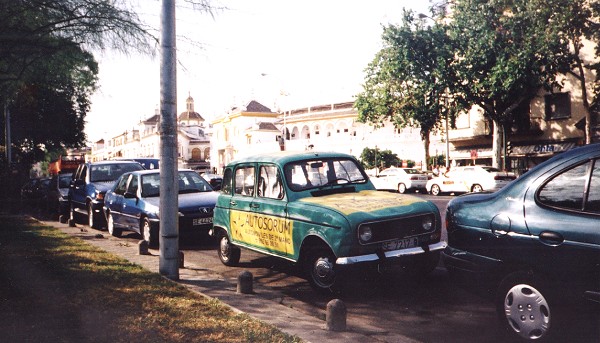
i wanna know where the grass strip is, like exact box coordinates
[0,215,302,343]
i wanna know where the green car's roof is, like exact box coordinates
[226,151,357,166]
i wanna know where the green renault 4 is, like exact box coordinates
[211,151,446,293]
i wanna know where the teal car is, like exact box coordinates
[211,151,446,293]
[444,143,600,341]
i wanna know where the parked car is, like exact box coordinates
[69,161,144,229]
[200,172,223,191]
[45,173,73,222]
[369,167,429,193]
[20,177,47,201]
[103,169,218,247]
[211,151,445,293]
[426,165,516,195]
[443,143,600,341]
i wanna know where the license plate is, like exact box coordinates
[381,237,418,251]
[193,217,213,225]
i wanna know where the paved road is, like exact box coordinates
[103,194,514,342]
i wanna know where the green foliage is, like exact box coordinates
[360,147,400,170]
[355,9,458,138]
[0,0,155,171]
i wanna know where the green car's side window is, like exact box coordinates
[235,166,255,197]
[258,164,284,200]
[221,168,233,195]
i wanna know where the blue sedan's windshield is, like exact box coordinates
[141,171,213,197]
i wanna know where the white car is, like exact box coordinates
[426,165,516,196]
[369,167,429,193]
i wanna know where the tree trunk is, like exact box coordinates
[492,119,502,169]
[423,131,431,171]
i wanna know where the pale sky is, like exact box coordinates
[85,0,431,142]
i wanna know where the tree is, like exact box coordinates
[355,9,459,170]
[449,0,571,168]
[360,147,400,171]
[544,0,600,144]
[1,0,156,169]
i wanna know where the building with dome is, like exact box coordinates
[90,94,212,172]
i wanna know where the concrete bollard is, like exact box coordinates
[179,251,184,268]
[237,270,253,294]
[138,240,149,255]
[326,299,347,331]
[68,218,76,227]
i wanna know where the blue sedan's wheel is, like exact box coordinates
[107,213,122,237]
[142,218,158,248]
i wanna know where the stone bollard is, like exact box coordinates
[138,240,149,255]
[68,218,76,227]
[237,270,253,294]
[179,251,184,268]
[326,299,347,331]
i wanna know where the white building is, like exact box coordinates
[90,95,212,171]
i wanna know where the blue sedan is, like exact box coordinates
[103,170,218,247]
[443,143,600,341]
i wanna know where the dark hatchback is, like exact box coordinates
[103,169,218,247]
[443,143,600,341]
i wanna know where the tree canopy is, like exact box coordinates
[1,0,155,171]
[356,0,600,170]
[355,9,459,170]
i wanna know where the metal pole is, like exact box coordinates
[445,114,450,168]
[159,0,179,280]
[4,102,11,165]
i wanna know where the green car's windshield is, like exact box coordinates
[284,158,366,192]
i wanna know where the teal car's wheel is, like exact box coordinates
[217,231,240,266]
[497,272,555,341]
[304,248,340,293]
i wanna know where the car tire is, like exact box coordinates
[430,184,441,196]
[471,184,483,192]
[87,202,100,229]
[68,202,78,226]
[304,248,342,294]
[107,212,122,237]
[217,230,240,266]
[142,218,159,248]
[398,183,407,194]
[496,271,556,342]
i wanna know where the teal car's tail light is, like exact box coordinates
[359,225,373,243]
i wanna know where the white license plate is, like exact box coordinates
[381,237,418,251]
[193,217,213,225]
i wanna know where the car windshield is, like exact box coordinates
[404,168,420,174]
[58,174,72,188]
[90,163,143,182]
[141,171,213,197]
[480,166,501,173]
[284,157,366,192]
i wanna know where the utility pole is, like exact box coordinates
[4,102,11,165]
[159,0,179,280]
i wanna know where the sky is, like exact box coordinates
[85,0,432,142]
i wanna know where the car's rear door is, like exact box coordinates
[227,164,261,249]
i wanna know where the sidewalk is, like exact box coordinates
[46,218,417,343]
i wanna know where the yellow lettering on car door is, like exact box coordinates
[230,210,294,255]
